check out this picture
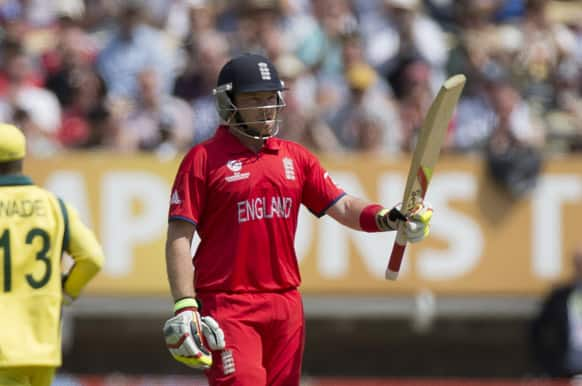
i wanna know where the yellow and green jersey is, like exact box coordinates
[0,174,104,367]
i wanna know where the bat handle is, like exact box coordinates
[385,229,408,280]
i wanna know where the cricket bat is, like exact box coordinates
[385,74,466,281]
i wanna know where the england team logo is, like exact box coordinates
[258,62,271,80]
[282,157,295,180]
[221,349,236,375]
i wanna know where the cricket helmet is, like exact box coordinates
[213,53,286,139]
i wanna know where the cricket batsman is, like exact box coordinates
[163,53,433,385]
[0,124,104,386]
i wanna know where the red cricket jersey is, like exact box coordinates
[169,126,345,293]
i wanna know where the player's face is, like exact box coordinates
[235,91,279,137]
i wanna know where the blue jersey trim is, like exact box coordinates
[169,216,198,226]
[314,192,346,218]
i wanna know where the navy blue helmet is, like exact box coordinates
[213,53,286,138]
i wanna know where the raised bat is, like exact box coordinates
[386,74,466,280]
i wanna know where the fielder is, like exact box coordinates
[163,53,433,386]
[0,124,104,386]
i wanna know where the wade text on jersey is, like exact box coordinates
[0,199,46,217]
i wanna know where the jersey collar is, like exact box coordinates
[0,174,33,186]
[217,125,280,154]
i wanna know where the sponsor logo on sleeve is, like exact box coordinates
[324,172,341,188]
[170,190,182,205]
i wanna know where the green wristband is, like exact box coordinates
[173,297,199,313]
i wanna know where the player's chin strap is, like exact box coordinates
[216,86,286,140]
[226,100,285,140]
[228,118,281,140]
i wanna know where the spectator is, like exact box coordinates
[0,39,43,96]
[0,0,574,156]
[41,6,98,78]
[363,0,448,92]
[544,59,582,152]
[0,41,62,137]
[508,0,578,109]
[174,31,229,144]
[0,1,32,44]
[531,245,582,378]
[453,64,545,153]
[482,66,545,198]
[20,0,85,28]
[13,107,61,157]
[57,65,113,150]
[296,0,357,76]
[328,62,402,154]
[41,13,109,148]
[278,0,320,55]
[119,68,194,154]
[446,0,507,96]
[275,54,341,152]
[389,56,437,152]
[96,2,176,99]
[234,0,286,56]
[316,28,393,123]
[166,0,218,49]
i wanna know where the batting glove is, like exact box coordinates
[163,298,225,369]
[200,315,226,351]
[377,200,433,243]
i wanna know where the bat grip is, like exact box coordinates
[385,229,408,280]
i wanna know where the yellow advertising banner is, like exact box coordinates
[25,153,582,296]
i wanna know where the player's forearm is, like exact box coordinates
[326,195,380,230]
[64,214,105,298]
[63,258,103,298]
[165,221,196,301]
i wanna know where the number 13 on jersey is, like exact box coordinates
[1,228,52,292]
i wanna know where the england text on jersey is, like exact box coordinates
[237,196,292,223]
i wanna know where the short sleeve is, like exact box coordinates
[168,147,207,225]
[62,201,105,298]
[301,149,345,217]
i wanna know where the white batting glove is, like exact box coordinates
[200,315,226,351]
[377,200,433,243]
[163,298,225,369]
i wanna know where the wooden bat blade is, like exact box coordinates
[385,74,466,281]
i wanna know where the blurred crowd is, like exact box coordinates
[2,0,582,158]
